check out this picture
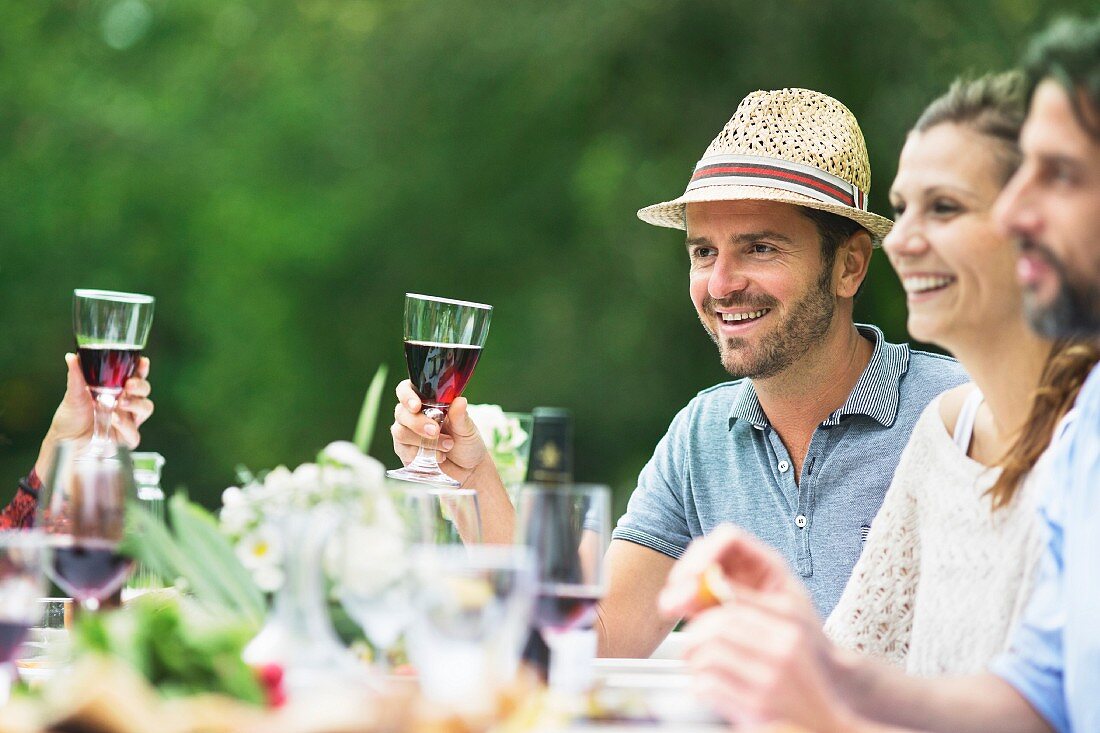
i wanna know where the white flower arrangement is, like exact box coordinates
[218,440,401,594]
[466,404,531,486]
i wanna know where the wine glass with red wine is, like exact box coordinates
[515,483,609,691]
[38,441,136,612]
[0,531,47,702]
[387,293,492,487]
[73,289,155,459]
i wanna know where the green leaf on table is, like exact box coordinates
[123,503,227,613]
[353,363,389,454]
[122,494,264,624]
[168,495,265,624]
[122,505,179,586]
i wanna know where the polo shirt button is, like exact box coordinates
[778,460,790,473]
[795,514,807,528]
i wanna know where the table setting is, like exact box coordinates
[0,289,741,733]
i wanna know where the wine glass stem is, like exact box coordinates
[416,435,440,464]
[91,391,117,445]
[81,597,100,613]
[408,407,446,470]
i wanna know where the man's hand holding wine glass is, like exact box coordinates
[390,379,488,486]
[391,380,521,544]
[34,353,154,481]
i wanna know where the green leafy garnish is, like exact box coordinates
[353,364,389,455]
[122,494,265,625]
[72,594,266,705]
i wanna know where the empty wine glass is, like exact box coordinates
[406,544,536,717]
[333,486,414,670]
[0,531,48,703]
[401,487,482,545]
[123,452,166,600]
[38,441,136,612]
[388,293,492,487]
[338,485,481,669]
[515,483,610,692]
[72,289,155,458]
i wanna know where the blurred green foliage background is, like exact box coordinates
[2,0,1094,513]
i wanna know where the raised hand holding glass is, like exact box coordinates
[72,289,154,458]
[388,294,492,487]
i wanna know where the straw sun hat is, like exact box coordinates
[638,88,893,243]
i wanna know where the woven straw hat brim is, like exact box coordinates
[637,183,893,245]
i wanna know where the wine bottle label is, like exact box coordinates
[526,408,574,484]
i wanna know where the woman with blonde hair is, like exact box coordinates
[823,71,1097,675]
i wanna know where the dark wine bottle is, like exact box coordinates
[524,407,574,485]
[522,407,575,681]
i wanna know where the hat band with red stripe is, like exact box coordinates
[686,154,868,211]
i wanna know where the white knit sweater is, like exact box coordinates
[823,394,1048,676]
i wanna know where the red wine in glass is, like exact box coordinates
[517,485,610,687]
[77,345,142,393]
[50,538,133,603]
[534,586,601,633]
[0,530,47,697]
[0,621,29,665]
[404,340,482,408]
[72,290,154,458]
[388,294,492,487]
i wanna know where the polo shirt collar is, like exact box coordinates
[728,324,911,431]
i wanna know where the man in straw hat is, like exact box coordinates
[597,87,965,656]
[658,14,1100,733]
[391,86,965,656]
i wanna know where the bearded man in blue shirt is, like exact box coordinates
[658,13,1100,733]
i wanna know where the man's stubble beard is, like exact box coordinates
[1020,238,1100,339]
[701,264,837,380]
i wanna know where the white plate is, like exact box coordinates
[593,657,686,676]
[591,658,722,726]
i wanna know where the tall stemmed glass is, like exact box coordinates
[73,289,155,458]
[0,531,48,703]
[403,487,482,545]
[387,293,492,487]
[515,484,610,692]
[38,442,136,612]
[406,545,536,717]
[338,485,482,670]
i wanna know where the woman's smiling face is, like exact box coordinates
[884,122,1024,349]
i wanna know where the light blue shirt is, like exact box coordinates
[992,364,1100,733]
[612,324,967,617]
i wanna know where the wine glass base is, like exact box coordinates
[386,467,460,488]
